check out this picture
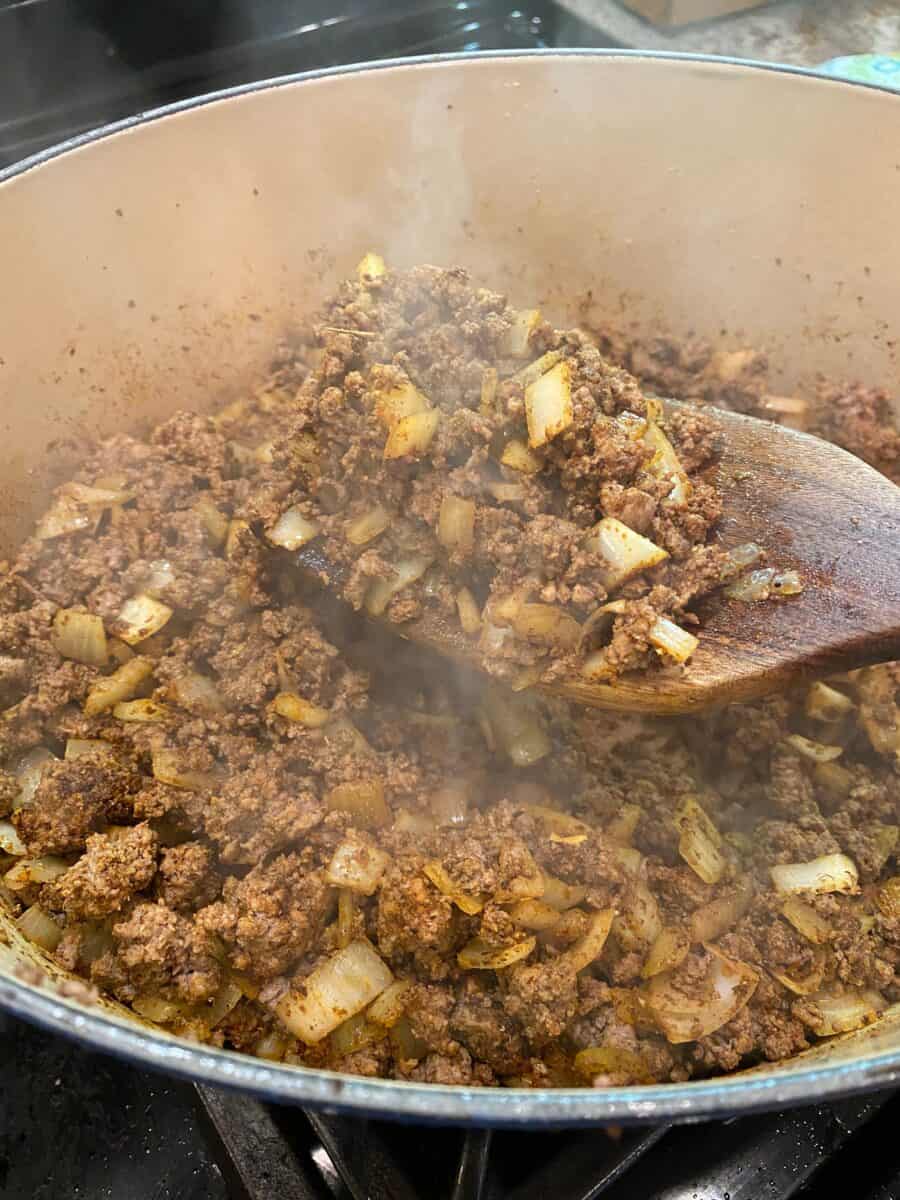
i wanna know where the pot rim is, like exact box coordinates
[2,48,900,1124]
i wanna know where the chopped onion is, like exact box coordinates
[325,779,390,829]
[374,380,430,428]
[16,904,63,952]
[35,482,131,541]
[483,690,551,767]
[772,570,804,597]
[367,978,412,1027]
[565,908,615,971]
[805,681,855,722]
[170,672,225,715]
[203,980,244,1029]
[330,1010,383,1056]
[648,946,759,1044]
[151,748,215,792]
[500,438,542,475]
[525,360,573,449]
[770,853,859,896]
[649,617,699,665]
[712,348,759,382]
[522,805,592,840]
[784,734,843,763]
[457,935,536,970]
[690,879,753,943]
[642,422,691,504]
[345,504,391,546]
[194,496,230,548]
[642,925,691,979]
[390,1014,428,1062]
[782,895,833,944]
[64,738,113,761]
[0,820,25,856]
[113,699,171,723]
[438,495,475,555]
[541,871,588,912]
[84,656,154,717]
[392,808,435,836]
[455,588,482,636]
[272,691,330,728]
[267,505,321,551]
[762,394,809,431]
[383,409,440,460]
[423,861,486,915]
[512,603,581,650]
[51,609,108,667]
[724,567,774,602]
[254,1033,289,1062]
[504,308,541,358]
[573,1045,651,1084]
[583,518,668,591]
[111,594,173,646]
[5,855,69,891]
[804,989,885,1037]
[326,835,390,895]
[142,559,176,598]
[674,797,725,885]
[429,784,469,828]
[13,749,56,811]
[480,367,498,413]
[364,555,433,617]
[814,760,854,800]
[605,803,642,845]
[772,948,826,997]
[513,350,565,390]
[357,251,386,284]
[614,881,661,950]
[486,481,526,505]
[508,899,562,931]
[337,889,355,949]
[494,848,545,903]
[610,845,643,875]
[275,939,393,1045]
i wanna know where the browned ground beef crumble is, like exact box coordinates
[1,262,899,1088]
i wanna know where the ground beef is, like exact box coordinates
[97,902,222,1004]
[157,843,221,910]
[376,856,461,979]
[45,823,158,920]
[15,755,142,856]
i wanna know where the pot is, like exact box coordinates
[1,50,899,1126]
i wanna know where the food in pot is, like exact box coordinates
[0,261,897,1089]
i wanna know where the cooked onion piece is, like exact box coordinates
[111,594,173,646]
[674,797,725,885]
[364,555,433,617]
[642,926,691,979]
[541,871,588,912]
[781,896,833,944]
[423,861,486,915]
[507,899,562,931]
[113,699,171,723]
[614,880,661,951]
[272,692,330,728]
[52,610,108,667]
[6,855,69,891]
[84,657,154,717]
[325,779,390,830]
[606,803,642,845]
[513,350,565,390]
[525,360,573,448]
[584,518,668,591]
[804,989,885,1037]
[194,496,230,548]
[512,603,581,650]
[689,879,754,944]
[326,836,390,896]
[64,738,113,761]
[438,495,475,555]
[0,820,25,857]
[16,904,63,952]
[805,682,855,722]
[367,979,412,1028]
[771,948,826,996]
[345,504,391,547]
[784,734,843,763]
[770,853,859,896]
[337,889,355,950]
[151,748,215,792]
[648,947,759,1043]
[642,421,691,504]
[357,252,386,285]
[483,690,551,767]
[374,380,430,429]
[276,940,393,1045]
[383,410,440,460]
[648,617,699,665]
[13,749,57,812]
[35,482,131,541]
[500,438,543,474]
[456,588,482,636]
[170,672,225,715]
[457,936,536,970]
[521,805,592,841]
[573,1045,652,1084]
[504,308,541,358]
[267,505,321,551]
[480,367,498,414]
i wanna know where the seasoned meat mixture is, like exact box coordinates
[1,260,899,1090]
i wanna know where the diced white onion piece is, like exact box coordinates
[772,570,804,596]
[438,495,475,555]
[325,779,390,829]
[84,656,154,717]
[276,940,393,1045]
[814,760,854,799]
[512,603,581,650]
[565,908,615,971]
[375,380,429,429]
[272,692,330,728]
[606,803,642,845]
[540,871,588,912]
[725,567,776,602]
[511,664,544,693]
[392,808,435,837]
[762,394,809,430]
[573,1045,652,1083]
[649,617,699,665]
[142,559,176,597]
[456,588,482,636]
[770,853,859,896]
[345,504,391,546]
[483,691,551,767]
[500,438,543,474]
[254,1033,289,1062]
[480,367,498,413]
[781,895,833,944]
[525,360,573,448]
[6,855,69,890]
[610,845,643,875]
[487,482,526,505]
[805,682,855,722]
[429,784,469,828]
[51,610,108,667]
[583,517,669,591]
[357,252,386,284]
[582,650,615,681]
[267,506,321,552]
[135,994,188,1027]
[457,936,537,970]
[642,926,691,979]
[113,699,171,723]
[326,836,390,895]
[674,797,725,885]
[504,308,541,358]
[13,749,56,811]
[35,482,131,541]
[513,350,565,389]
[64,738,113,761]
[203,980,244,1029]
[336,889,355,950]
[642,422,691,504]
[689,880,754,944]
[804,989,885,1037]
[194,496,230,548]
[771,949,826,996]
[367,979,412,1028]
[423,861,486,915]
[170,672,225,715]
[0,820,25,856]
[151,748,215,792]
[614,881,661,951]
[112,594,173,646]
[648,947,759,1043]
[508,899,562,931]
[364,555,433,617]
[16,904,63,952]
[521,804,592,840]
[383,409,440,460]
[494,848,545,903]
[712,348,759,382]
[785,734,843,763]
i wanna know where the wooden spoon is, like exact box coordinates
[297,401,900,715]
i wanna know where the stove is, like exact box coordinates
[4,3,900,1198]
